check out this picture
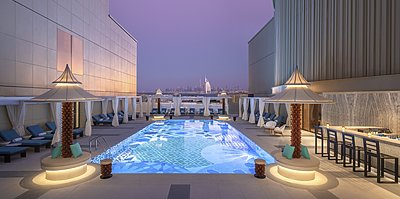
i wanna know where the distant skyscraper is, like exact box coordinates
[205,77,212,94]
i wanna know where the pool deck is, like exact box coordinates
[0,117,399,199]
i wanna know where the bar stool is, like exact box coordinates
[363,138,398,183]
[341,133,363,172]
[314,126,328,157]
[327,129,343,164]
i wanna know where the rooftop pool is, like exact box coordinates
[92,120,275,174]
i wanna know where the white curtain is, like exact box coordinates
[139,97,143,117]
[101,98,109,115]
[50,102,62,145]
[6,103,26,136]
[204,97,210,116]
[112,98,119,127]
[242,98,248,120]
[238,98,242,118]
[257,99,265,127]
[274,103,280,115]
[174,97,182,116]
[224,97,229,115]
[84,101,93,136]
[132,98,137,120]
[147,97,153,115]
[249,98,256,123]
[285,103,291,127]
[123,98,129,123]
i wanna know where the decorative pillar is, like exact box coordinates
[291,104,302,158]
[62,102,73,158]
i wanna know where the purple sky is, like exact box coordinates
[110,0,274,92]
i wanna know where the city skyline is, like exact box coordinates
[109,0,275,92]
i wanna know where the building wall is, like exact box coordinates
[274,0,400,86]
[0,0,137,97]
[248,18,275,96]
[322,92,400,133]
[0,0,137,133]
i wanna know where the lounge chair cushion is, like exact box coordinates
[26,125,45,137]
[51,145,62,159]
[46,122,56,132]
[282,144,295,160]
[70,143,83,158]
[0,129,21,142]
[0,146,28,155]
[20,139,50,146]
[301,145,310,159]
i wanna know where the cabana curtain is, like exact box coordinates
[249,98,256,123]
[238,98,242,118]
[6,103,26,136]
[112,98,119,127]
[257,99,265,127]
[132,98,137,120]
[84,101,93,136]
[101,99,109,115]
[242,98,248,120]
[285,103,291,126]
[139,97,143,117]
[123,98,129,123]
[224,97,229,114]
[50,102,62,145]
[147,97,153,115]
[274,103,280,115]
[204,97,210,116]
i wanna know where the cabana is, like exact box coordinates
[144,94,231,117]
[100,96,143,127]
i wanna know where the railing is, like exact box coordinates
[89,136,110,153]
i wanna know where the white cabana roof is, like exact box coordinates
[264,67,333,104]
[32,65,100,102]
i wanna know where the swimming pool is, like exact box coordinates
[92,120,275,174]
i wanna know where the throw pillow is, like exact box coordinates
[301,145,311,159]
[282,144,295,160]
[51,145,62,159]
[12,137,23,143]
[70,143,83,158]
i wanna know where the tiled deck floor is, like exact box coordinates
[0,118,399,199]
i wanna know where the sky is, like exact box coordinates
[110,0,275,92]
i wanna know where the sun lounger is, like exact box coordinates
[45,122,83,139]
[180,108,186,115]
[0,146,28,163]
[0,129,51,152]
[189,108,195,115]
[92,114,112,125]
[26,125,53,140]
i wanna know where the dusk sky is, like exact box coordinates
[110,0,274,92]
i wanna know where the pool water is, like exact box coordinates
[92,120,275,174]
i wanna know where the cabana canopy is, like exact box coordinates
[265,68,333,104]
[32,65,100,102]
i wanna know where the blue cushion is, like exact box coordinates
[46,122,56,131]
[0,129,21,142]
[51,145,62,159]
[0,146,28,155]
[301,145,310,159]
[70,143,83,158]
[26,125,45,137]
[20,139,50,146]
[282,144,295,160]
